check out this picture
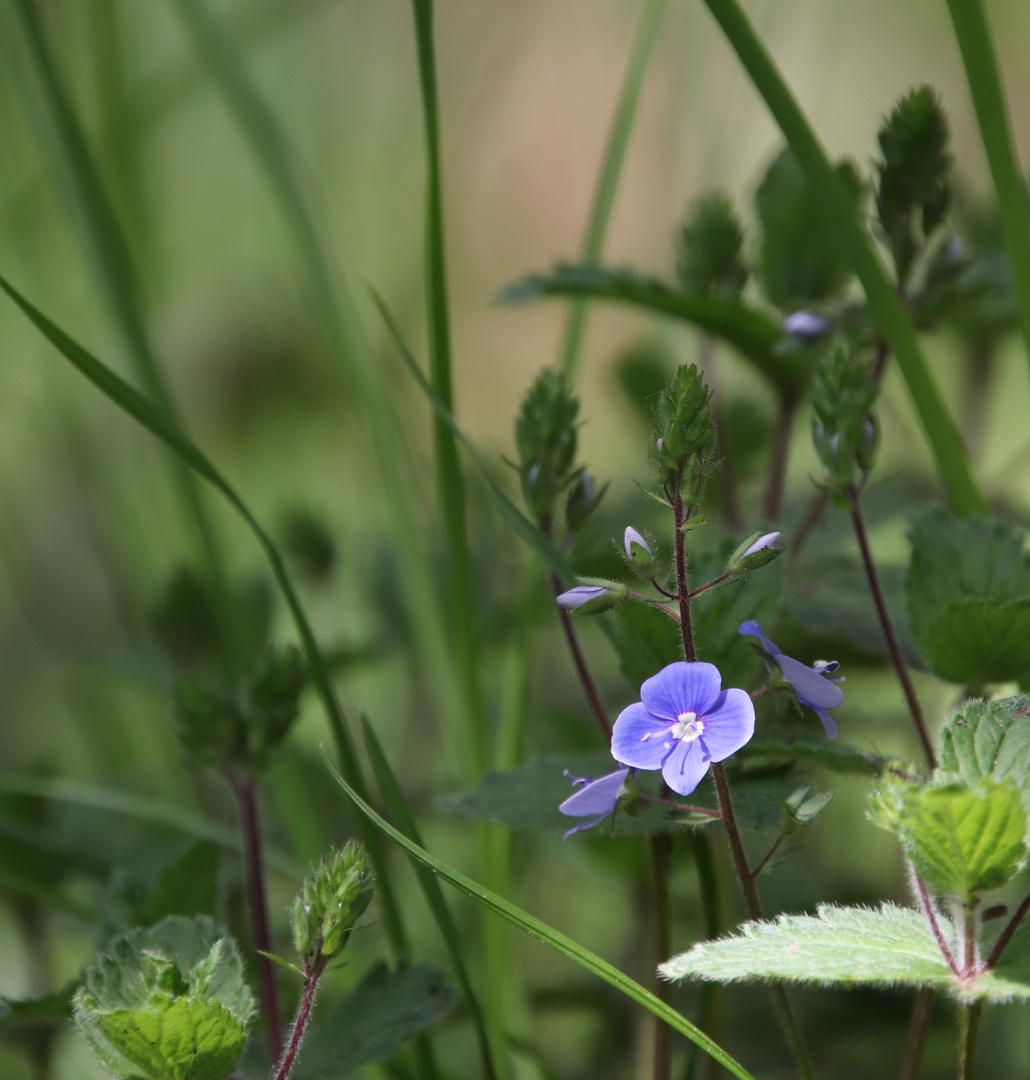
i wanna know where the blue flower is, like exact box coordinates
[558,767,631,838]
[738,620,844,737]
[611,662,754,796]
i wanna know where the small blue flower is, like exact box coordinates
[559,767,631,838]
[611,662,754,796]
[738,620,844,737]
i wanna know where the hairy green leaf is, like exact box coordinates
[907,510,1030,685]
[662,903,1030,1001]
[938,695,1030,789]
[500,263,809,394]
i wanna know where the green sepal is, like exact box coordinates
[773,785,834,837]
[727,531,783,575]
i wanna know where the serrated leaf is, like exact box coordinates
[75,916,254,1080]
[938,694,1030,789]
[902,782,1027,901]
[499,262,810,393]
[906,511,1030,686]
[612,601,683,691]
[292,963,455,1078]
[92,997,247,1080]
[662,902,1030,1002]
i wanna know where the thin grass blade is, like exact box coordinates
[362,717,499,1080]
[700,0,987,518]
[0,271,411,958]
[560,0,667,380]
[943,0,1030,381]
[321,751,758,1080]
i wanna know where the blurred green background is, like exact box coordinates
[2,1,1030,1077]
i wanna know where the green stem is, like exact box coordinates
[559,0,667,380]
[956,999,984,1080]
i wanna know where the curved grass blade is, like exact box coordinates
[362,717,499,1080]
[504,264,806,394]
[321,751,758,1080]
[700,0,988,518]
[943,0,1030,380]
[7,0,244,670]
[559,0,667,381]
[0,271,410,958]
[165,0,461,768]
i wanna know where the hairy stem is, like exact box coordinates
[912,869,959,976]
[274,957,327,1080]
[849,493,936,769]
[956,999,983,1080]
[230,772,282,1063]
[763,392,798,522]
[650,833,673,1080]
[673,491,696,661]
[898,988,934,1080]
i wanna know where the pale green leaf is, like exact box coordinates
[938,694,1030,790]
[903,782,1027,901]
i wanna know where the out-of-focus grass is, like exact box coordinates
[2,1,1030,1078]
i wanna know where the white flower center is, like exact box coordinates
[670,711,704,743]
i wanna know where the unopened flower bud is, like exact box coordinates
[292,842,374,965]
[555,580,628,616]
[782,310,831,339]
[856,415,880,474]
[728,530,783,574]
[623,527,656,577]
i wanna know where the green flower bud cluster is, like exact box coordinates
[515,369,579,521]
[291,841,374,967]
[810,345,880,500]
[176,645,306,772]
[650,364,717,503]
[675,192,748,297]
[74,916,254,1080]
[875,86,952,284]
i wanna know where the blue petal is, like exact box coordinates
[738,620,782,658]
[777,655,845,709]
[695,688,755,761]
[611,703,673,770]
[559,768,628,817]
[562,813,610,839]
[811,706,839,739]
[661,740,713,796]
[640,661,722,721]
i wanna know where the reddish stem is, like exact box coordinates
[850,493,937,769]
[984,887,1030,970]
[912,870,959,976]
[274,958,326,1080]
[672,491,696,662]
[551,571,611,739]
[763,392,798,521]
[230,772,283,1063]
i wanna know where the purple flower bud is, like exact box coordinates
[782,310,831,339]
[742,531,780,558]
[624,526,653,562]
[556,585,611,610]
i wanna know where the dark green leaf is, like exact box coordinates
[147,843,219,923]
[754,148,860,310]
[612,601,682,691]
[500,263,809,394]
[293,963,455,1078]
[907,510,1030,685]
